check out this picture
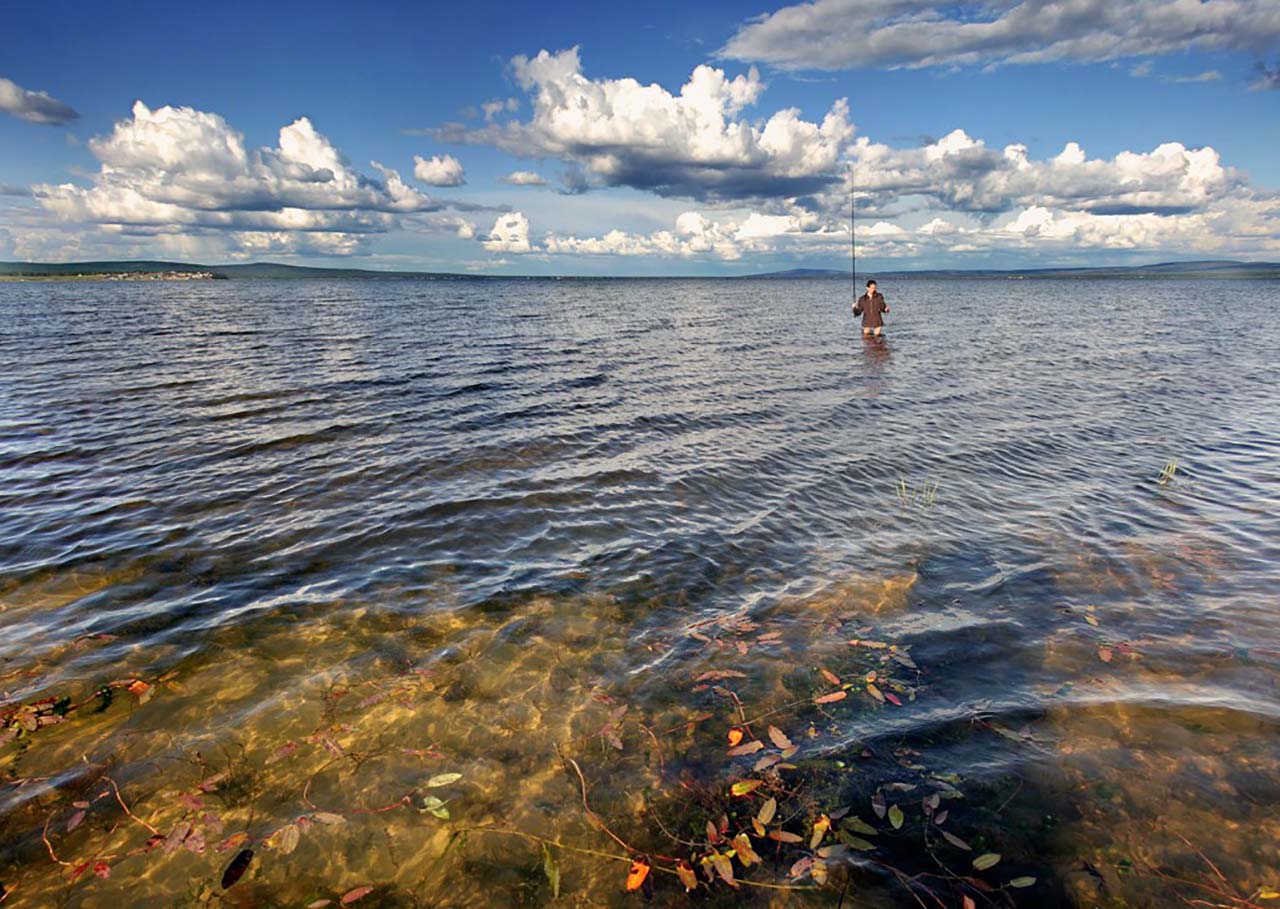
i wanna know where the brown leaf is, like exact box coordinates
[767,725,794,750]
[706,820,721,845]
[757,797,777,826]
[732,833,761,866]
[67,810,86,833]
[754,753,782,771]
[709,853,737,887]
[768,830,803,844]
[266,741,300,765]
[727,740,764,756]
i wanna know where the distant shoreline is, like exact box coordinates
[2,259,1278,281]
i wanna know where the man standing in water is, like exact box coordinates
[853,279,888,337]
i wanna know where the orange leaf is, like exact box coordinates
[820,668,841,686]
[768,830,803,844]
[815,691,847,705]
[676,860,698,892]
[341,887,373,904]
[625,859,651,892]
[866,683,886,703]
[727,727,744,747]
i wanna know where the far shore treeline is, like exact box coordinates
[2,259,1279,281]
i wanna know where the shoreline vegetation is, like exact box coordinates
[1,259,1279,281]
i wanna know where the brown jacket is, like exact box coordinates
[853,292,888,328]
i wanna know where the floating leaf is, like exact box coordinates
[428,806,450,820]
[1085,615,1100,627]
[732,833,761,866]
[1009,876,1036,888]
[220,849,253,889]
[542,843,560,898]
[789,857,814,879]
[312,812,346,826]
[757,797,777,826]
[768,830,803,844]
[307,902,333,909]
[941,830,971,851]
[884,691,903,706]
[973,853,1001,870]
[727,727,744,747]
[888,805,904,830]
[934,809,950,825]
[871,792,887,819]
[810,815,830,849]
[706,820,721,844]
[426,773,463,788]
[768,726,793,750]
[625,858,651,892]
[866,683,886,703]
[731,779,763,797]
[815,691,847,705]
[341,886,374,904]
[266,741,300,765]
[812,859,829,885]
[676,860,698,892]
[727,740,764,756]
[67,810,86,833]
[217,832,249,853]
[820,668,841,686]
[1098,647,1113,662]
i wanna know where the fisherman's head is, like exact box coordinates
[866,279,877,293]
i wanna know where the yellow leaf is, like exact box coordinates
[731,779,763,797]
[727,727,744,747]
[810,815,830,849]
[757,797,777,826]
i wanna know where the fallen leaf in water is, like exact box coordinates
[871,792,887,819]
[1085,615,1099,627]
[676,860,699,891]
[972,853,1001,870]
[790,856,814,878]
[732,833,761,866]
[217,832,249,853]
[727,740,764,756]
[706,820,721,844]
[275,824,300,855]
[341,886,374,904]
[695,670,747,682]
[934,810,949,826]
[963,897,976,909]
[625,858,651,892]
[820,668,841,686]
[888,805,904,830]
[542,844,560,898]
[709,853,737,887]
[1098,646,1113,662]
[768,725,793,750]
[815,691,847,704]
[266,742,300,765]
[727,727,744,747]
[843,816,878,836]
[757,797,777,825]
[885,691,903,706]
[426,772,463,788]
[768,830,803,844]
[220,849,253,889]
[163,821,192,854]
[731,779,763,796]
[67,810,85,833]
[307,902,333,909]
[866,683,886,703]
[754,753,781,771]
[198,770,230,793]
[839,832,876,851]
[810,814,830,849]
[941,830,971,851]
[1010,876,1036,888]
[92,862,110,879]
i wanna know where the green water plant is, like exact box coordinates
[896,474,940,510]
[1157,459,1178,486]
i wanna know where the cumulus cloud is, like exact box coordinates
[0,77,80,125]
[847,130,1240,215]
[499,170,548,186]
[483,211,532,252]
[27,100,491,257]
[482,97,520,121]
[413,153,466,186]
[721,0,1280,71]
[439,47,852,201]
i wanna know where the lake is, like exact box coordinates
[1,276,1278,908]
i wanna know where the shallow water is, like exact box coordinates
[1,276,1278,908]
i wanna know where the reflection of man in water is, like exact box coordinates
[853,279,888,337]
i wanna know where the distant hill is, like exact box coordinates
[3,258,1278,280]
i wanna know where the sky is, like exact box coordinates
[1,0,1278,275]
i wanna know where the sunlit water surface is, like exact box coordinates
[1,277,1278,908]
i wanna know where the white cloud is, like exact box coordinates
[482,97,520,121]
[721,0,1280,71]
[413,153,466,186]
[1250,61,1280,90]
[848,129,1240,215]
[27,101,491,257]
[499,170,548,186]
[484,211,532,252]
[1170,70,1224,83]
[0,77,79,125]
[440,47,851,201]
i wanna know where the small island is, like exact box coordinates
[0,270,221,282]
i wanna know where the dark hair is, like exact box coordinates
[866,278,877,287]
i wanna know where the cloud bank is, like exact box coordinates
[721,0,1280,71]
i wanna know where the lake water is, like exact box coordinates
[1,277,1278,908]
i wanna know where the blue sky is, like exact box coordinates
[2,0,1278,273]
